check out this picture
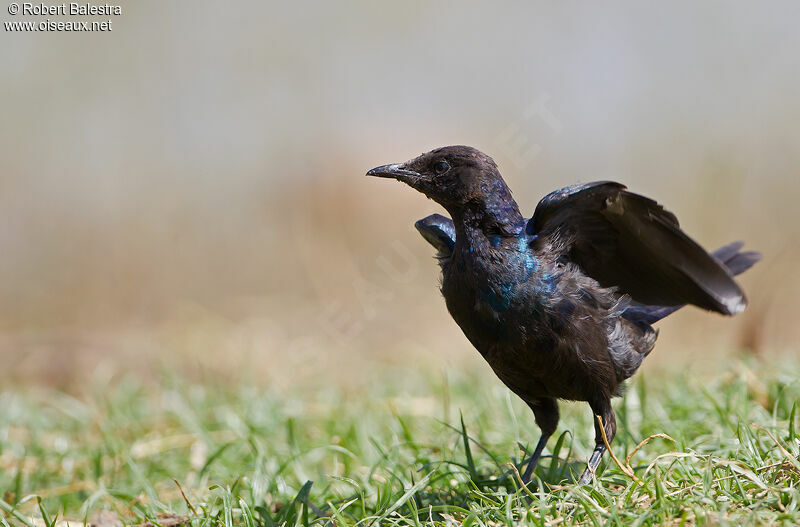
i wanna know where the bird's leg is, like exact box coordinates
[521,397,559,484]
[577,398,616,485]
[521,433,551,484]
[577,444,607,485]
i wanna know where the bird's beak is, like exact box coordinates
[366,163,421,182]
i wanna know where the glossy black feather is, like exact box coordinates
[623,241,761,325]
[414,213,455,261]
[527,182,747,314]
[416,216,760,325]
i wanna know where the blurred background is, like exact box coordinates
[1,1,798,391]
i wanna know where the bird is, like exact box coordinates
[367,145,760,485]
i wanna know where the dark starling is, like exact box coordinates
[367,145,760,485]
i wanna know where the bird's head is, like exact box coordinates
[366,146,516,216]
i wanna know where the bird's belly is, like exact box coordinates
[484,341,594,402]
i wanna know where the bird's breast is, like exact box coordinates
[441,244,553,350]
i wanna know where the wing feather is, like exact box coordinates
[527,182,748,314]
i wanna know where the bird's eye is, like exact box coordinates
[433,160,450,174]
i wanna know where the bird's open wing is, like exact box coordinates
[415,214,456,257]
[526,181,748,314]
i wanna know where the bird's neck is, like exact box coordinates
[450,192,524,252]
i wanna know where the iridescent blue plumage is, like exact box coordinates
[416,214,759,325]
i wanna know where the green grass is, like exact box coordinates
[1,359,799,526]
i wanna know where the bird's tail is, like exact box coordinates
[624,242,761,325]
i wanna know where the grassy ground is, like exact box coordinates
[1,359,799,526]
